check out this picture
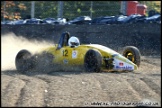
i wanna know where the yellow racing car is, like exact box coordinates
[15,32,141,73]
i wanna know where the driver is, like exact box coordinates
[68,36,80,47]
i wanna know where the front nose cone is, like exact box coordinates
[134,64,138,70]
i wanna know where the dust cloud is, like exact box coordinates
[1,33,53,71]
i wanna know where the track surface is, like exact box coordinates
[1,56,161,107]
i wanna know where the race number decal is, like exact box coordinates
[63,49,68,56]
[72,50,77,58]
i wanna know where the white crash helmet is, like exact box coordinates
[68,36,80,47]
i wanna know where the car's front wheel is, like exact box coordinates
[84,49,102,72]
[123,46,141,67]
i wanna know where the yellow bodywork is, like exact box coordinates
[36,44,138,71]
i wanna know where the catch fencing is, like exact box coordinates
[1,1,161,21]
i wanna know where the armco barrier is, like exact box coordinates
[1,24,161,56]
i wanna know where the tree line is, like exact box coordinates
[1,1,161,21]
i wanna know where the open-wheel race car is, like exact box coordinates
[15,32,141,73]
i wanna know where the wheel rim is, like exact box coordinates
[126,52,135,62]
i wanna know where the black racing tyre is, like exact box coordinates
[84,49,102,72]
[15,49,34,72]
[123,46,141,67]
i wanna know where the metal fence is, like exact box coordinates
[1,1,161,21]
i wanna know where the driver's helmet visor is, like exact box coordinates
[70,42,79,46]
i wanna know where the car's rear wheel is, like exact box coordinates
[15,49,34,72]
[84,49,102,72]
[123,46,141,67]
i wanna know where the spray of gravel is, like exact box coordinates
[1,33,53,71]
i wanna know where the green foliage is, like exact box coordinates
[1,1,121,20]
[63,1,120,19]
[1,1,160,21]
[34,1,58,19]
[138,1,161,14]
